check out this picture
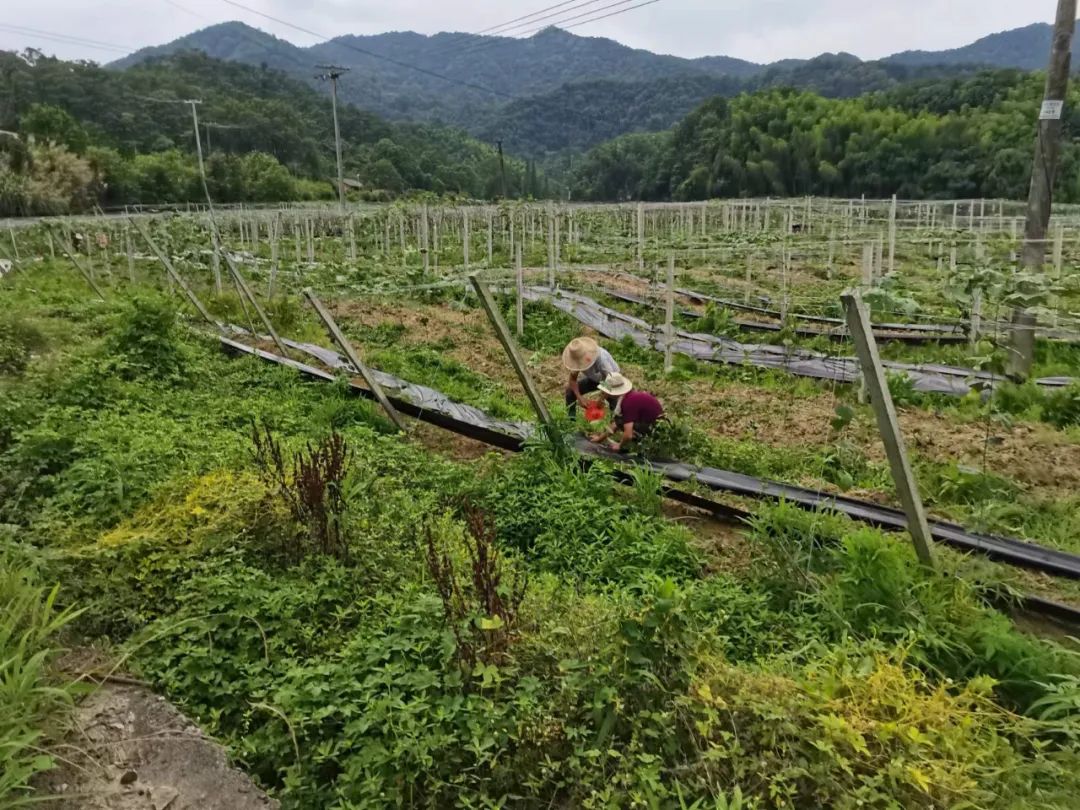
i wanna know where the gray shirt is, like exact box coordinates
[581,347,619,384]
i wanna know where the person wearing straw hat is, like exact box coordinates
[562,336,620,416]
[589,373,664,452]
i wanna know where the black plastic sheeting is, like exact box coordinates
[525,287,1073,396]
[677,286,1080,346]
[603,288,968,344]
[221,333,1080,582]
[677,287,965,336]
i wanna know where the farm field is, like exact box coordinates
[3,198,1080,808]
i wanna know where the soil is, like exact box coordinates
[320,298,1080,496]
[33,681,277,810]
[662,501,753,575]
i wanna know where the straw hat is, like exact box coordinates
[598,373,633,397]
[562,337,601,372]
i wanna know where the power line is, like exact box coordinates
[438,0,662,59]
[218,0,516,100]
[429,0,614,54]
[479,0,636,40]
[0,23,132,54]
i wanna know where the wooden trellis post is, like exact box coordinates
[129,219,219,330]
[303,289,407,433]
[470,272,555,435]
[225,256,289,357]
[515,243,525,338]
[842,291,935,568]
[664,255,676,374]
[887,194,897,274]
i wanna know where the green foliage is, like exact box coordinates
[1043,382,1080,430]
[574,73,1080,201]
[0,49,537,209]
[749,502,1080,712]
[104,293,187,380]
[0,559,81,807]
[482,446,702,583]
[0,315,45,376]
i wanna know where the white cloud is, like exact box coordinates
[0,0,1061,65]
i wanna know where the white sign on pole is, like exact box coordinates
[1040,100,1065,120]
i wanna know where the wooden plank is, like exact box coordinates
[842,291,936,567]
[469,272,554,432]
[303,288,408,433]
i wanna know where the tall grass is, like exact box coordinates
[0,561,81,808]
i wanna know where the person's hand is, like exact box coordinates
[588,433,605,443]
[605,440,621,452]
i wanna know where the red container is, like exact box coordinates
[584,401,606,422]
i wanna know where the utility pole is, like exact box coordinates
[317,65,351,214]
[1009,0,1076,379]
[185,100,209,202]
[496,139,508,200]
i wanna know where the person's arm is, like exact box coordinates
[567,371,586,406]
[606,422,634,451]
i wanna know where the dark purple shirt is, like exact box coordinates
[618,391,663,426]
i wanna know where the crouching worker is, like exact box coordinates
[589,373,664,453]
[562,337,620,416]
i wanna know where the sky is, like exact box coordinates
[0,0,1066,64]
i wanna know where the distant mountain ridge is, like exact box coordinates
[100,19,1074,157]
[886,21,1080,70]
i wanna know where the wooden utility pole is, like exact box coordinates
[303,289,407,432]
[842,292,935,568]
[316,65,351,214]
[1009,0,1077,378]
[469,273,555,434]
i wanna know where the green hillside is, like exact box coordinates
[0,49,540,215]
[571,70,1078,202]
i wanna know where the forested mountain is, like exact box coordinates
[111,22,762,126]
[0,49,539,215]
[484,56,987,156]
[570,71,1080,203]
[109,20,1070,158]
[886,22,1080,71]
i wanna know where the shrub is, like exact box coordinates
[104,293,186,380]
[678,648,1079,809]
[1043,382,1080,429]
[0,315,46,376]
[482,447,701,583]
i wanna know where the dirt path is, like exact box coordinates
[34,682,277,810]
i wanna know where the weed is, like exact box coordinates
[0,559,82,807]
[425,505,527,672]
[251,425,353,563]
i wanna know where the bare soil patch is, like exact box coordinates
[34,682,276,810]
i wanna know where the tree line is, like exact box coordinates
[570,70,1080,202]
[0,49,543,215]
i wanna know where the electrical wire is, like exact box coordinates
[447,0,649,58]
[428,0,617,55]
[0,23,133,54]
[218,0,517,100]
